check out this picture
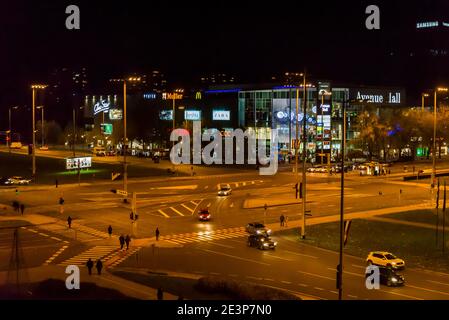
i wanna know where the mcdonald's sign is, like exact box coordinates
[195,91,202,100]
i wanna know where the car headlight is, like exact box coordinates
[263,243,269,246]
[207,215,210,218]
[267,229,272,234]
[273,242,278,246]
[256,230,261,234]
[391,278,398,282]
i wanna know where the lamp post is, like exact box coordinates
[31,84,47,179]
[422,93,430,112]
[123,77,141,202]
[8,106,19,152]
[431,87,448,189]
[36,106,44,147]
[300,73,307,239]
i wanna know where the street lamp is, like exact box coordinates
[123,77,142,202]
[31,84,47,179]
[431,87,448,189]
[422,93,430,112]
[8,106,19,152]
[36,106,45,147]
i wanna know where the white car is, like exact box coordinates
[6,176,32,185]
[218,184,232,196]
[366,251,405,270]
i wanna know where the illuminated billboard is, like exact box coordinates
[184,110,201,120]
[101,123,113,135]
[109,109,123,120]
[212,110,230,121]
[159,110,173,120]
[66,157,92,170]
[93,100,110,115]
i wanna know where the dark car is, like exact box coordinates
[365,266,405,287]
[245,222,272,235]
[198,209,211,221]
[247,234,277,250]
[0,177,9,185]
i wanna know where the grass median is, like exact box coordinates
[278,211,449,272]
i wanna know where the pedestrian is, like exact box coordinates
[388,169,391,175]
[108,225,112,238]
[67,216,72,228]
[119,234,125,250]
[12,201,19,212]
[15,189,19,196]
[280,214,285,227]
[55,179,58,188]
[130,211,134,221]
[96,259,103,275]
[125,234,131,250]
[20,204,25,216]
[285,215,289,227]
[155,227,160,241]
[157,287,163,300]
[86,258,94,275]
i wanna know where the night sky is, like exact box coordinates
[0,0,447,108]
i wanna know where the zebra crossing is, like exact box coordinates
[106,247,142,268]
[58,245,119,266]
[160,227,247,245]
[216,180,264,190]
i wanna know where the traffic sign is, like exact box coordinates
[116,189,128,196]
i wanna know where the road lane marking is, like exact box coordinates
[157,185,198,190]
[427,280,449,287]
[229,274,238,277]
[207,203,211,207]
[191,200,200,206]
[38,233,49,237]
[263,278,275,282]
[347,294,358,299]
[263,254,293,262]
[281,280,292,284]
[157,209,170,218]
[50,237,62,241]
[377,289,423,300]
[330,290,338,294]
[230,203,234,208]
[204,186,209,189]
[406,284,449,297]
[327,268,363,278]
[297,270,334,281]
[314,287,325,291]
[284,250,318,259]
[298,283,308,287]
[170,207,184,217]
[247,276,262,280]
[351,264,365,269]
[181,204,194,213]
[29,229,39,233]
[201,249,270,266]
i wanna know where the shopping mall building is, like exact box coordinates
[82,81,406,161]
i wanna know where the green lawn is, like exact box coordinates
[278,217,449,272]
[385,209,448,225]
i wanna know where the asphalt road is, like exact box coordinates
[0,150,447,299]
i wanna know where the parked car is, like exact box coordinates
[365,265,405,287]
[218,184,232,196]
[198,208,211,221]
[92,146,106,156]
[366,251,405,270]
[245,222,272,235]
[10,142,22,149]
[5,176,32,185]
[247,234,277,250]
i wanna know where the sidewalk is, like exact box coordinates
[0,265,178,300]
[267,202,434,233]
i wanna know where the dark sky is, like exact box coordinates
[0,0,447,107]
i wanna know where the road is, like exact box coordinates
[0,149,448,299]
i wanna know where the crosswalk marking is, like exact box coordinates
[191,200,200,206]
[170,207,184,217]
[44,245,69,265]
[158,209,170,218]
[181,203,194,213]
[108,247,142,268]
[59,246,118,266]
[159,227,247,245]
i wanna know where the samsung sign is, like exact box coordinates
[349,88,405,106]
[213,110,230,121]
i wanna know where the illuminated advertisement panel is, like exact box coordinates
[185,110,201,120]
[66,157,92,170]
[109,109,123,120]
[159,110,173,120]
[212,110,230,121]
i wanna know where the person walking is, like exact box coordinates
[67,216,72,228]
[280,214,285,227]
[86,258,94,275]
[157,287,163,300]
[55,179,58,188]
[285,215,289,227]
[130,211,134,221]
[125,234,131,250]
[107,225,112,238]
[20,204,25,216]
[155,227,160,241]
[96,259,103,275]
[119,234,125,250]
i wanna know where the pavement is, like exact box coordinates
[0,265,178,300]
